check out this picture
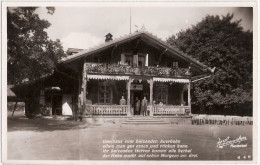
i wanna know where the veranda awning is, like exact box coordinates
[153,77,189,83]
[87,74,129,80]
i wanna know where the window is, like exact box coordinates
[154,84,168,104]
[138,56,145,66]
[120,53,148,66]
[172,62,178,68]
[125,55,133,65]
[98,81,112,104]
[121,54,133,65]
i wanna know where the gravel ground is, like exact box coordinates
[7,116,253,160]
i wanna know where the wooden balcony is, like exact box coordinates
[85,63,190,77]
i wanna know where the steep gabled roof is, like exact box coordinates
[60,31,213,73]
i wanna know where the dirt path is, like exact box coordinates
[7,116,253,160]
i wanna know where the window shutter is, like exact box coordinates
[121,54,125,64]
[145,54,149,66]
[133,54,138,66]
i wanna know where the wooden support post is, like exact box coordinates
[82,61,87,116]
[50,95,53,116]
[127,78,133,116]
[180,85,184,106]
[77,72,81,118]
[149,79,153,116]
[11,101,18,116]
[188,81,191,115]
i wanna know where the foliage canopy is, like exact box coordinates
[7,7,65,85]
[167,14,253,116]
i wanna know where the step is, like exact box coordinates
[121,121,169,124]
[129,117,156,120]
[128,118,161,121]
[125,120,164,123]
[123,117,169,124]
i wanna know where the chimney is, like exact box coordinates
[105,33,113,42]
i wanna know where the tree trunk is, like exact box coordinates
[11,102,18,116]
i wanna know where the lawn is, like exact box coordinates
[7,116,253,161]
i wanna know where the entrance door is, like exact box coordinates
[133,91,142,115]
[52,95,62,115]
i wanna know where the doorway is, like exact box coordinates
[52,95,62,115]
[133,91,142,115]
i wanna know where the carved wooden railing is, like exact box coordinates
[151,105,190,116]
[85,104,128,116]
[85,63,190,77]
[84,104,190,116]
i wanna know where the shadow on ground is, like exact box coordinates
[7,116,94,132]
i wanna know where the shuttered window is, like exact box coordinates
[121,54,125,64]
[133,54,138,66]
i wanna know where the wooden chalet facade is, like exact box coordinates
[13,31,213,118]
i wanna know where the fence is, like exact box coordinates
[191,115,253,125]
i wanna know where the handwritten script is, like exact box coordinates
[217,135,247,149]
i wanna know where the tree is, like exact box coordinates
[167,14,253,116]
[7,7,65,85]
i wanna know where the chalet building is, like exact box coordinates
[12,30,214,118]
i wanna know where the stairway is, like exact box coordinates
[122,116,169,124]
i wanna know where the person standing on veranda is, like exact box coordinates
[135,97,140,115]
[141,97,148,116]
[120,96,127,114]
[120,96,126,105]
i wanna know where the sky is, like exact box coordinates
[36,7,253,51]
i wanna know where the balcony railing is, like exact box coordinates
[150,105,190,116]
[85,63,190,77]
[83,104,190,116]
[85,104,128,116]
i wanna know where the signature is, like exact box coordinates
[217,135,247,149]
